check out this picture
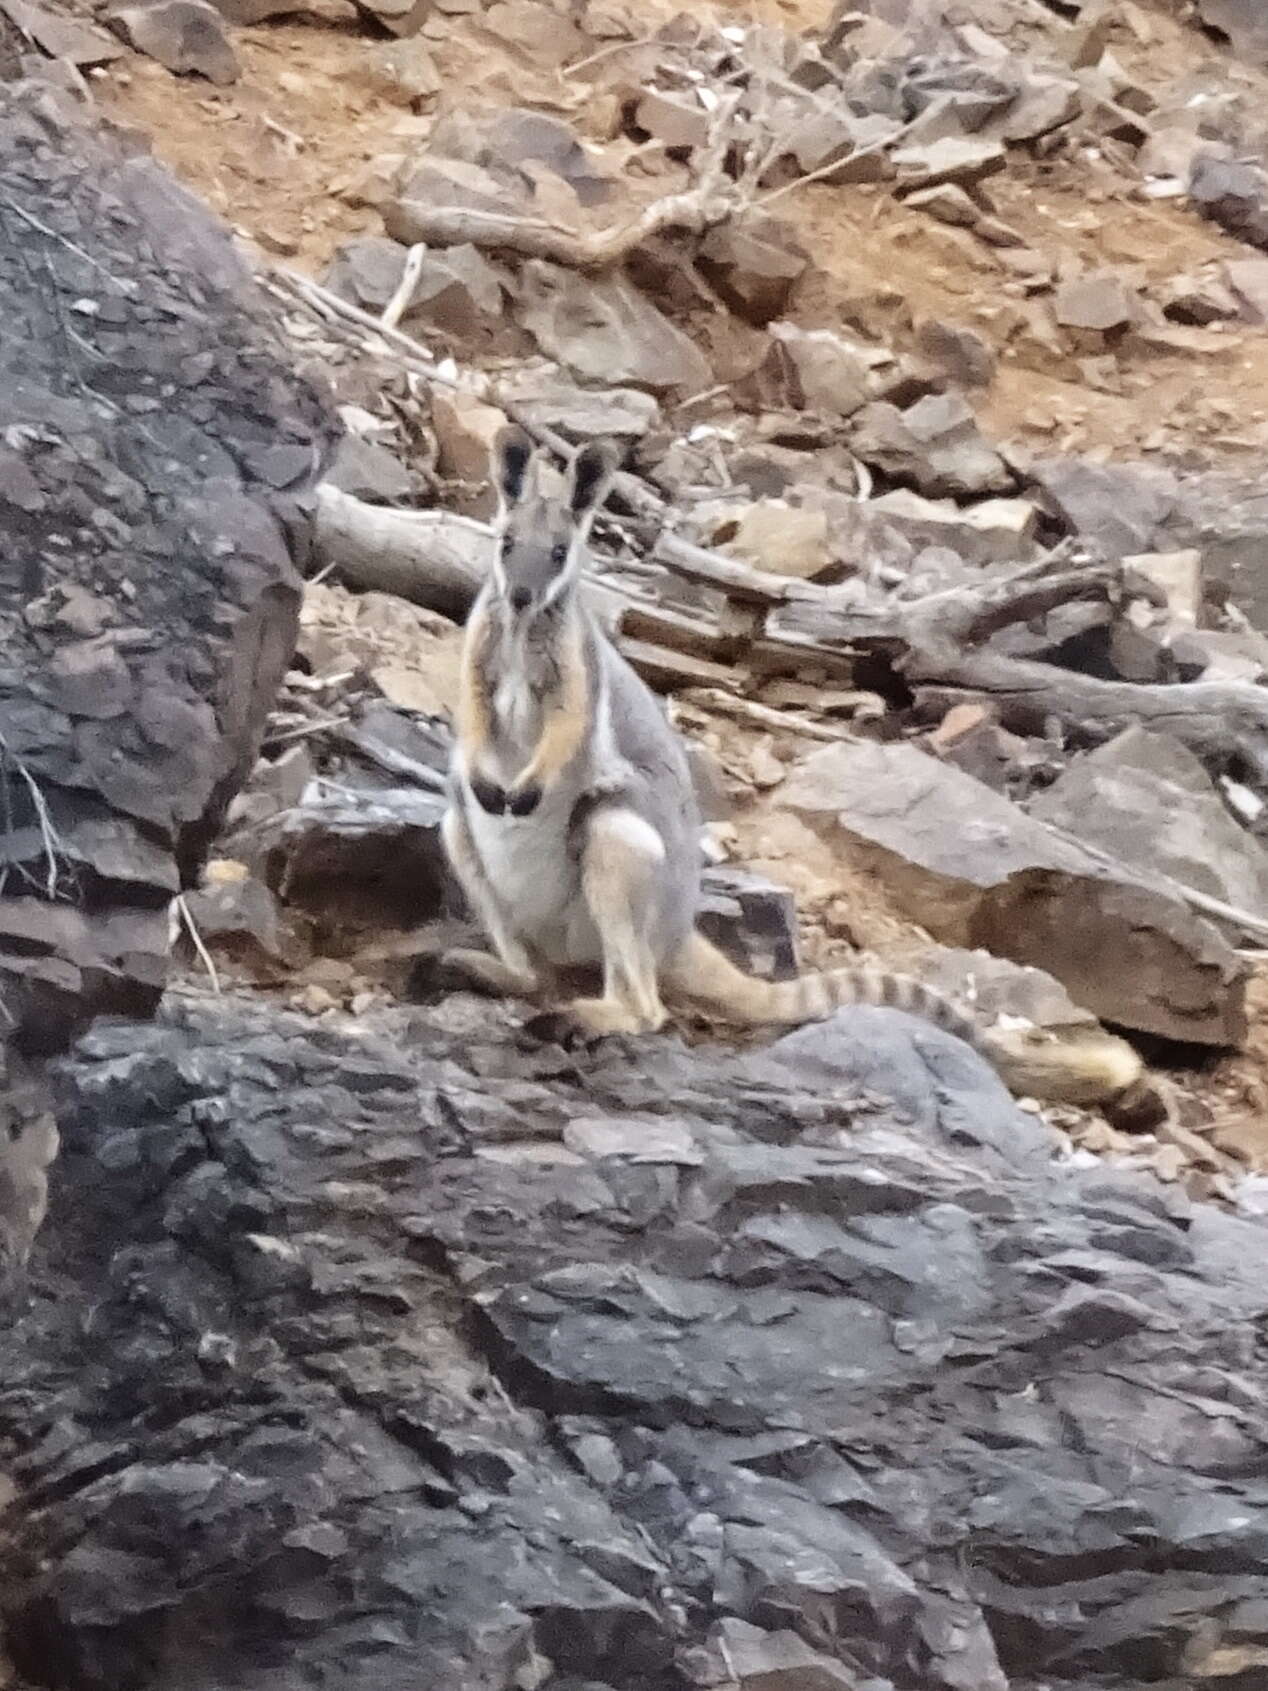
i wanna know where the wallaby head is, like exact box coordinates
[491,425,617,616]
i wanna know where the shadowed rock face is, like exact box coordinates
[1,992,1265,1691]
[0,75,338,1058]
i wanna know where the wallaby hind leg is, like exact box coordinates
[440,805,539,997]
[566,807,666,1036]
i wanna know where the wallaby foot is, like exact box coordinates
[562,994,667,1037]
[438,947,539,999]
[580,806,667,1033]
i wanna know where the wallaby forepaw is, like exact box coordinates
[506,782,542,817]
[470,778,507,816]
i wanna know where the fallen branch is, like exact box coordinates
[380,241,427,331]
[764,554,1121,664]
[269,269,816,612]
[313,486,489,622]
[388,90,742,269]
[908,555,1121,651]
[683,688,879,742]
[386,184,742,269]
[909,652,1268,785]
[0,730,73,902]
[175,893,222,996]
[652,532,798,606]
[310,486,741,687]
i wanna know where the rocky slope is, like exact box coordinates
[2,0,1268,1687]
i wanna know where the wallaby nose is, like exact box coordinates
[509,586,532,611]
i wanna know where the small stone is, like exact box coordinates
[915,318,997,388]
[482,0,583,63]
[431,391,508,485]
[499,371,659,442]
[635,88,710,151]
[904,182,981,228]
[365,37,440,101]
[1163,270,1239,326]
[181,869,293,976]
[517,260,711,394]
[335,153,406,210]
[1122,549,1203,627]
[999,74,1082,142]
[892,135,1007,190]
[710,1619,860,1690]
[324,236,508,340]
[713,502,833,581]
[325,435,416,505]
[1169,626,1268,683]
[349,0,430,39]
[1196,0,1268,61]
[563,1117,701,1163]
[696,212,810,327]
[760,321,883,418]
[107,0,238,84]
[1054,271,1141,333]
[1190,154,1268,248]
[868,489,1039,563]
[2,0,125,59]
[1031,727,1268,929]
[1224,257,1268,322]
[849,391,1012,500]
[571,1432,622,1485]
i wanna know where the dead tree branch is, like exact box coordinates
[387,93,742,268]
[909,652,1268,783]
[313,486,490,622]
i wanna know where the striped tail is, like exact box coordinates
[663,932,985,1050]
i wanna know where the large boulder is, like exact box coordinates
[0,991,1264,1690]
[780,740,1247,1046]
[0,77,337,1055]
[0,77,336,1279]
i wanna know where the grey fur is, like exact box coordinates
[445,436,702,983]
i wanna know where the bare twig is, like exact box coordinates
[757,112,922,208]
[380,242,427,331]
[0,192,140,296]
[176,894,222,995]
[0,731,71,901]
[684,688,879,742]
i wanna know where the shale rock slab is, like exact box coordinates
[1,993,1265,1690]
[0,79,336,1053]
[781,741,1247,1046]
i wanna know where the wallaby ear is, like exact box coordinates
[567,440,617,521]
[493,425,535,508]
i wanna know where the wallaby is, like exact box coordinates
[441,425,1159,1123]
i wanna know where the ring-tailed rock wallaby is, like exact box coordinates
[441,425,1161,1125]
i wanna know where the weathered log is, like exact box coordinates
[909,651,1268,783]
[312,484,743,689]
[313,484,487,621]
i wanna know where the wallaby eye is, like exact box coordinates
[500,534,513,560]
[551,543,568,567]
